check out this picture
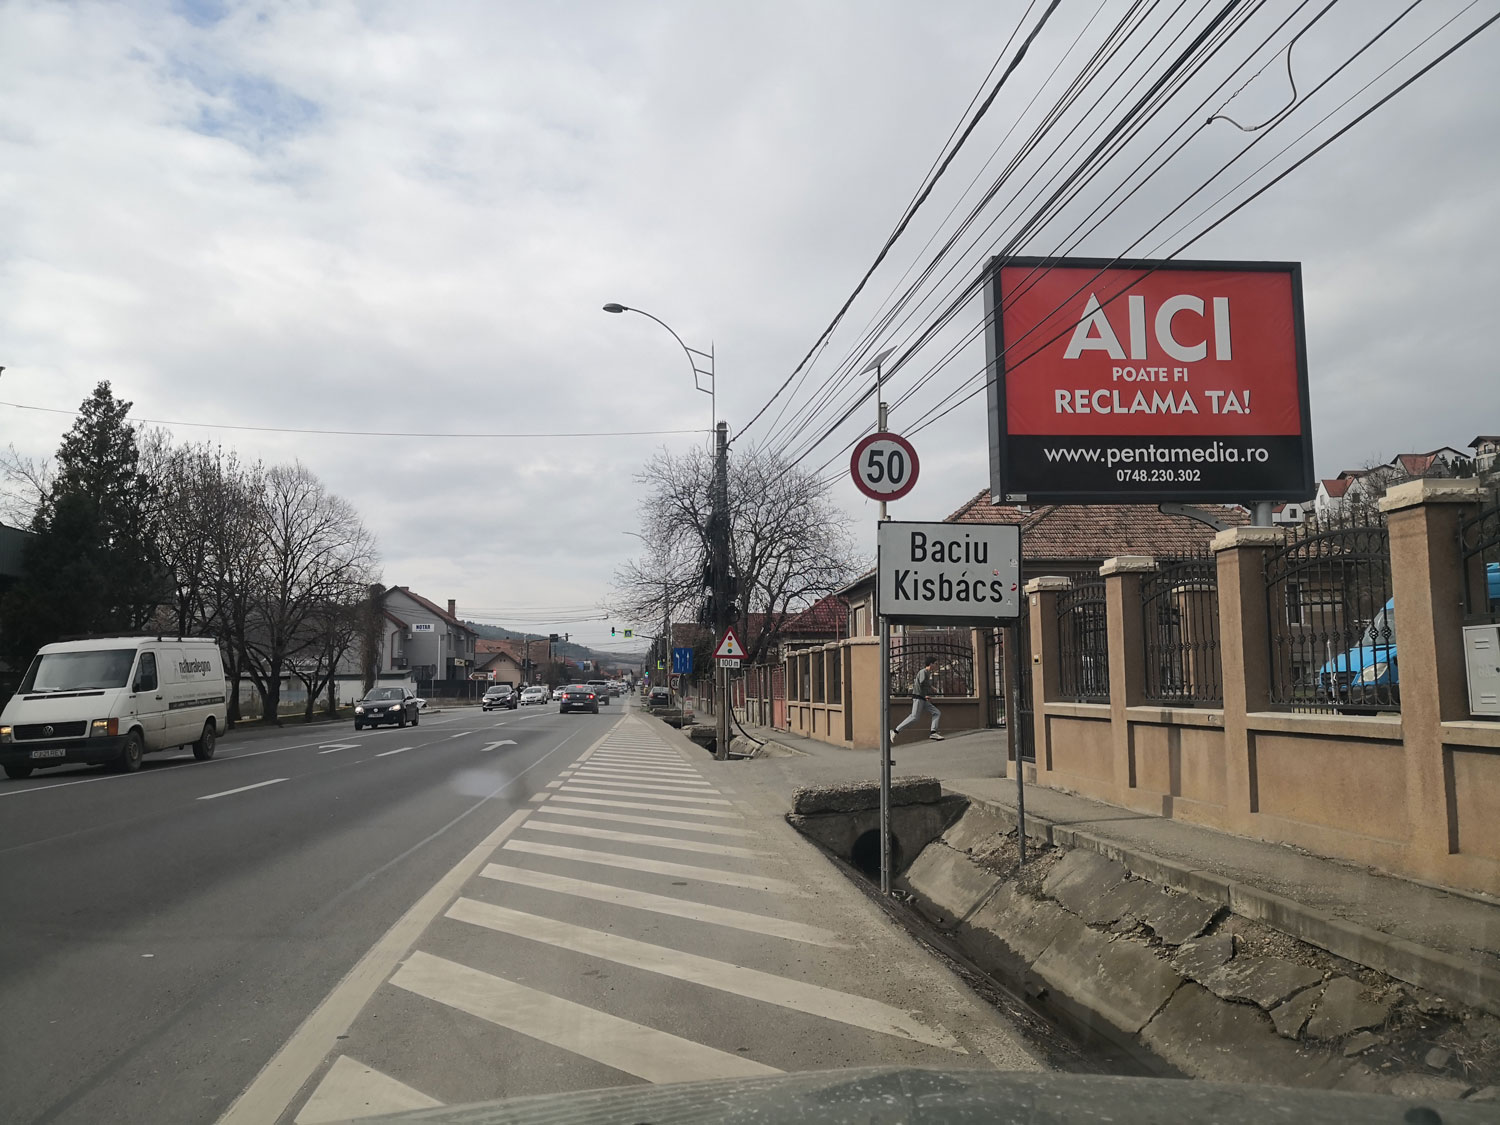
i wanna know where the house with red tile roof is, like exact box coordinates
[373,587,478,683]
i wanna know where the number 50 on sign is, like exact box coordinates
[850,432,920,502]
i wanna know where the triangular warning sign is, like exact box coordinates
[713,627,745,659]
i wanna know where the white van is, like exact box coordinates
[0,636,227,780]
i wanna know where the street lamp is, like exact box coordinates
[602,303,714,433]
[605,303,730,759]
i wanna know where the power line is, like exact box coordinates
[0,400,706,440]
[736,0,1067,443]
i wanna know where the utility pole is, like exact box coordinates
[662,575,671,706]
[711,420,731,761]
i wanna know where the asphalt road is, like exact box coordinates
[0,696,1043,1125]
[0,700,590,1125]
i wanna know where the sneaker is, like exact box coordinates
[929,732,945,741]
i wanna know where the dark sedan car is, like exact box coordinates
[354,686,421,730]
[558,684,600,714]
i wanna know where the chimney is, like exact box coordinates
[447,599,457,620]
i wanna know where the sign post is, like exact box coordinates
[877,520,1024,888]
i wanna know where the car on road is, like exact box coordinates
[587,679,611,705]
[558,684,601,714]
[647,686,670,708]
[354,686,421,730]
[481,684,518,711]
[551,685,567,701]
[608,681,624,696]
[520,686,547,705]
[0,635,227,779]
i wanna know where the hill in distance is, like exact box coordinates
[464,622,645,672]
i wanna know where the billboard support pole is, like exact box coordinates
[1007,618,1026,866]
[877,393,892,896]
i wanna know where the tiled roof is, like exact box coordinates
[945,490,1247,562]
[1395,453,1436,477]
[387,587,476,634]
[781,594,849,637]
[1320,478,1352,499]
[1470,435,1500,447]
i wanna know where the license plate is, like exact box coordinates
[31,747,67,759]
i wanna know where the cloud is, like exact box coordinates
[0,0,1495,646]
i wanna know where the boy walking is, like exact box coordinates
[893,655,944,741]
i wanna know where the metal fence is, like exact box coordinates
[1459,492,1500,623]
[1057,579,1109,703]
[1142,551,1223,706]
[1265,512,1397,714]
[888,628,975,698]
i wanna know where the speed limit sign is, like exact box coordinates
[850,432,920,502]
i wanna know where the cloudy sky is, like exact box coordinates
[1,0,1496,651]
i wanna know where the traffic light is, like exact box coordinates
[611,626,616,636]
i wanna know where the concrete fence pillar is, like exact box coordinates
[1025,576,1072,775]
[1212,526,1286,833]
[1379,477,1489,871]
[1103,556,1156,803]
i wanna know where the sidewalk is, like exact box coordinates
[730,720,1500,1015]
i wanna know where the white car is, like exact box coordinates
[520,686,547,705]
[552,686,566,701]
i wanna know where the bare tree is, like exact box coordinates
[241,463,379,724]
[288,596,364,720]
[0,444,53,528]
[612,443,859,664]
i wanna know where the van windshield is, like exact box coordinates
[20,649,137,692]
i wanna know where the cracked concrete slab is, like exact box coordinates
[1305,977,1394,1039]
[1042,849,1128,917]
[1201,955,1324,1010]
[1142,983,1350,1087]
[1271,983,1326,1040]
[904,843,1002,926]
[1171,934,1235,982]
[1032,912,1184,1035]
[967,884,1074,964]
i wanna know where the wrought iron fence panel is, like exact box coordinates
[1459,492,1500,624]
[1142,552,1222,706]
[1265,512,1397,714]
[887,628,975,699]
[1058,580,1109,702]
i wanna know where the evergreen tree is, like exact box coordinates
[1,382,165,666]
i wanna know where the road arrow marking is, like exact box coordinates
[317,743,359,754]
[480,741,517,752]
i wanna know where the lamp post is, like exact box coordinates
[602,304,714,435]
[606,305,728,755]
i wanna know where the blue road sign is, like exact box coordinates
[672,647,694,675]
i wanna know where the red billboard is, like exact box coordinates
[984,257,1313,503]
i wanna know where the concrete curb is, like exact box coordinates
[950,785,1500,1018]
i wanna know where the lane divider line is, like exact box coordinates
[198,778,288,801]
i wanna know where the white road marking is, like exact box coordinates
[550,794,742,820]
[561,784,729,805]
[588,753,689,765]
[573,770,708,785]
[390,951,778,1083]
[317,743,359,754]
[501,839,802,895]
[293,1056,442,1124]
[537,805,755,837]
[520,818,761,858]
[198,778,288,801]
[216,720,616,1125]
[478,741,516,752]
[375,746,414,758]
[573,763,707,780]
[447,899,960,1050]
[448,733,468,739]
[480,864,841,946]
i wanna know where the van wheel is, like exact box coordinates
[193,720,217,761]
[4,764,33,779]
[117,731,144,773]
